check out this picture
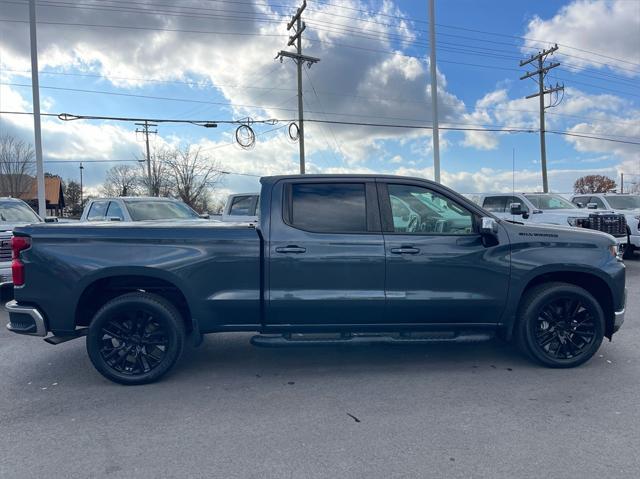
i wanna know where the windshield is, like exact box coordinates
[525,194,575,210]
[125,200,200,221]
[605,196,640,210]
[0,202,41,223]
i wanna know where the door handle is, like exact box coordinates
[275,245,307,254]
[390,246,420,254]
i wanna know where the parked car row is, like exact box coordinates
[570,193,640,256]
[0,196,211,288]
[475,192,635,257]
[3,174,627,385]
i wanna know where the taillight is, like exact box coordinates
[11,236,31,286]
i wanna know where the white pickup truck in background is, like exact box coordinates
[476,192,629,251]
[571,193,640,258]
[221,193,259,222]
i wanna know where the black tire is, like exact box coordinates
[622,244,634,260]
[516,282,605,368]
[86,292,185,385]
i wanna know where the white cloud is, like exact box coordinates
[523,0,640,77]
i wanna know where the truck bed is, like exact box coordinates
[13,221,262,335]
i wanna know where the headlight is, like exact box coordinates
[609,244,618,257]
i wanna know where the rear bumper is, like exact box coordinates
[0,265,11,284]
[5,300,47,337]
[613,289,626,333]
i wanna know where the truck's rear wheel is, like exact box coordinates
[86,292,185,385]
[516,283,604,368]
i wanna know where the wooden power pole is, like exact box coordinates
[520,44,564,193]
[276,0,320,174]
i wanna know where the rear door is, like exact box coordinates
[267,179,386,326]
[380,180,510,325]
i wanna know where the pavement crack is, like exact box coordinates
[346,413,361,423]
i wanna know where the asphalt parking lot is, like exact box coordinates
[1,260,638,479]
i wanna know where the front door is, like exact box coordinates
[380,181,510,325]
[267,179,386,326]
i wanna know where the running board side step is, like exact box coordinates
[43,328,88,345]
[250,331,494,348]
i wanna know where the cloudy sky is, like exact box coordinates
[1,0,639,200]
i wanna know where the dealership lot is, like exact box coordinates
[1,259,638,478]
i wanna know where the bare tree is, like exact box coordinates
[164,145,222,211]
[138,146,175,197]
[101,165,140,197]
[0,134,35,197]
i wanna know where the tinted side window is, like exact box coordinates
[106,201,125,220]
[229,196,257,216]
[388,184,473,235]
[290,183,367,232]
[482,196,508,212]
[87,201,108,220]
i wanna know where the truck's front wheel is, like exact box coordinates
[86,292,185,385]
[516,283,605,368]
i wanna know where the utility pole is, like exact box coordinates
[79,162,84,206]
[135,120,157,195]
[621,172,624,193]
[28,0,46,217]
[276,0,320,174]
[428,0,440,184]
[520,44,564,193]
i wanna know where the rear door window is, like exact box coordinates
[289,183,367,233]
[87,201,108,221]
[106,201,125,221]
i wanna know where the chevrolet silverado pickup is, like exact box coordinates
[5,175,626,384]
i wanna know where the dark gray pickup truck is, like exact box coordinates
[5,175,626,384]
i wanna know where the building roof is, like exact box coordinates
[20,176,65,207]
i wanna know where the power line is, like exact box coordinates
[3,109,639,146]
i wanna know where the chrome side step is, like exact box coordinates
[250,331,494,348]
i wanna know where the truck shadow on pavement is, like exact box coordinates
[173,334,534,380]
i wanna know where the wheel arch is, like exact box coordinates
[74,269,193,332]
[504,267,615,340]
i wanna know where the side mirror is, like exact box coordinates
[480,217,498,236]
[575,202,584,208]
[199,213,210,219]
[509,202,524,216]
[44,216,58,223]
[586,203,598,209]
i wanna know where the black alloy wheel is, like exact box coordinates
[99,310,168,376]
[87,292,185,385]
[516,282,605,368]
[533,297,597,360]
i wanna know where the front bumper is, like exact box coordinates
[628,234,640,248]
[613,289,627,333]
[5,300,47,337]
